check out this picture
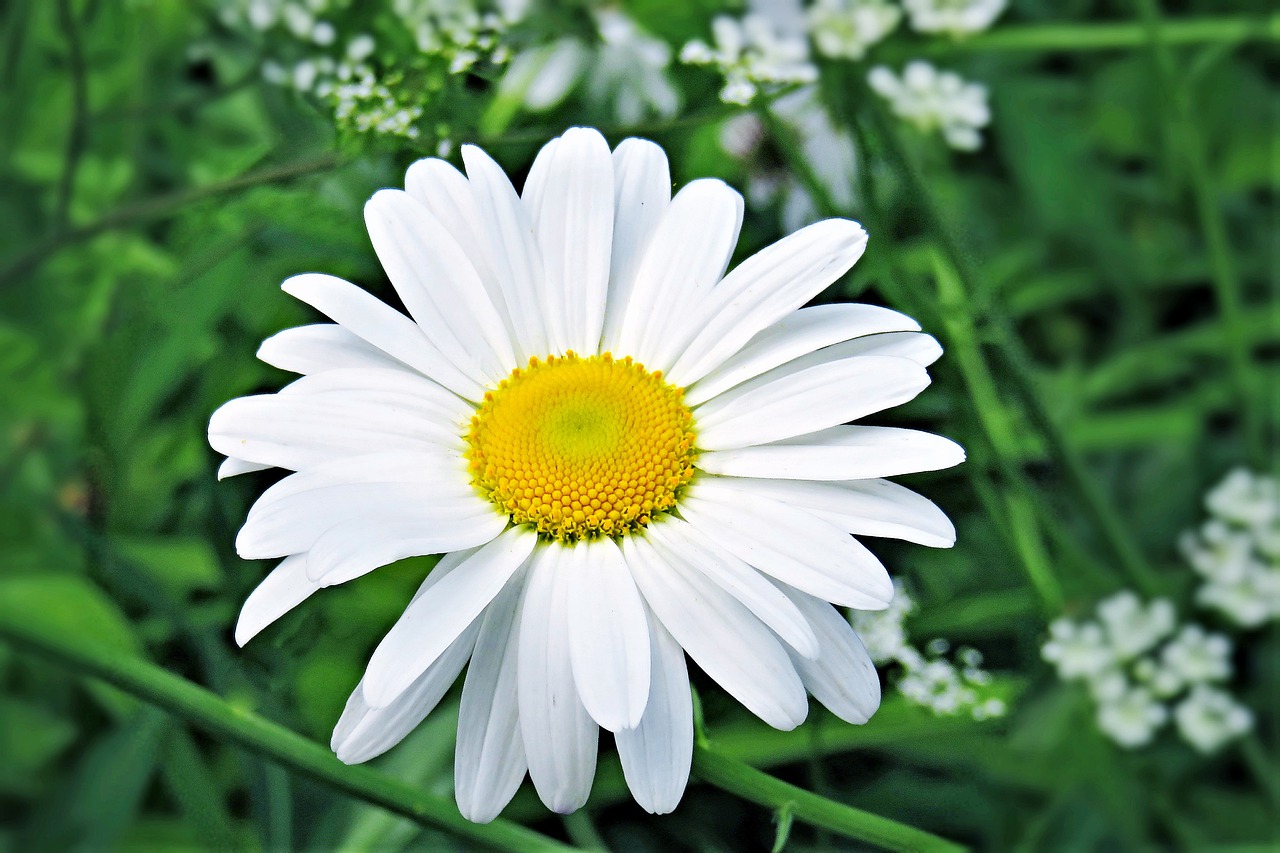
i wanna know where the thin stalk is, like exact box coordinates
[692,747,967,853]
[0,615,577,853]
[1131,0,1264,465]
[54,0,89,230]
[917,13,1279,54]
[859,95,1165,597]
[0,152,343,289]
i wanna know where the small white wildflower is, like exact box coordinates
[972,697,1006,721]
[1174,686,1253,753]
[282,3,314,39]
[589,9,679,124]
[807,0,901,61]
[292,60,319,92]
[1180,520,1255,583]
[1096,685,1167,748]
[1133,656,1184,698]
[1087,668,1130,704]
[867,61,990,151]
[262,61,288,85]
[902,0,1007,37]
[1041,618,1114,680]
[247,0,279,31]
[849,581,915,663]
[1196,567,1280,629]
[680,14,817,105]
[1159,625,1232,686]
[1097,592,1176,661]
[347,34,376,61]
[311,20,336,45]
[1206,468,1280,531]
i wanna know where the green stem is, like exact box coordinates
[0,615,577,853]
[0,152,344,289]
[859,94,1165,598]
[692,747,966,853]
[918,13,1279,54]
[53,0,89,231]
[1131,0,1264,466]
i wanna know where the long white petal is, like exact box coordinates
[645,517,818,658]
[257,323,411,376]
[679,480,894,609]
[708,477,955,547]
[462,144,550,359]
[234,554,317,646]
[684,302,924,406]
[218,456,269,479]
[693,355,930,451]
[365,189,517,380]
[697,426,966,481]
[774,582,881,725]
[305,512,508,585]
[403,157,514,340]
[601,138,671,351]
[614,179,743,371]
[455,572,529,823]
[362,527,536,708]
[524,128,614,355]
[331,621,479,764]
[518,543,599,813]
[616,607,692,815]
[622,534,808,730]
[667,219,868,387]
[281,273,484,400]
[566,537,651,731]
[274,366,471,417]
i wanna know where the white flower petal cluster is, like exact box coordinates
[1042,592,1250,752]
[499,9,679,125]
[680,14,818,105]
[868,60,990,151]
[212,128,964,820]
[849,582,1006,720]
[1180,469,1280,627]
[806,0,901,61]
[901,0,1007,37]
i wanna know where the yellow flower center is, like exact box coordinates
[465,352,698,541]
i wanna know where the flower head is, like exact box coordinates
[211,128,963,820]
[807,0,901,61]
[867,61,990,151]
[1174,685,1253,753]
[901,0,1007,37]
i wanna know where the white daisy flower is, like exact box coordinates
[210,128,963,821]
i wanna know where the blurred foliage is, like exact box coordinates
[0,0,1277,850]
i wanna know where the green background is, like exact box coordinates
[0,0,1276,850]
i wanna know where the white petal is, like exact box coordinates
[667,219,869,387]
[234,452,487,559]
[281,273,485,400]
[455,573,529,823]
[601,138,671,350]
[364,189,517,380]
[523,128,614,355]
[684,304,924,406]
[218,456,269,479]
[403,158,513,338]
[622,533,808,730]
[518,543,599,813]
[305,510,508,586]
[208,392,463,473]
[275,366,471,421]
[362,528,536,708]
[613,179,743,371]
[679,479,894,609]
[331,622,479,764]
[616,607,692,815]
[693,355,930,450]
[257,324,410,376]
[774,582,881,725]
[697,426,966,481]
[645,517,818,658]
[710,477,955,547]
[566,537,651,731]
[462,144,550,359]
[234,554,317,646]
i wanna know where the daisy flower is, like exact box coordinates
[210,127,963,821]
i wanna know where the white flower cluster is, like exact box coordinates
[1042,592,1252,753]
[901,0,1007,37]
[806,0,901,61]
[391,0,518,73]
[849,583,1007,721]
[679,14,818,105]
[867,61,990,151]
[1179,468,1280,628]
